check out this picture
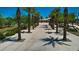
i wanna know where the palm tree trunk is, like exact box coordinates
[32,15,35,29]
[55,16,58,33]
[17,19,21,40]
[49,19,50,26]
[63,18,67,40]
[28,8,31,33]
[52,16,55,29]
[37,17,39,26]
[16,7,21,40]
[63,7,68,40]
[49,18,52,27]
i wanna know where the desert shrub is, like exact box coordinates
[21,25,27,30]
[68,28,77,32]
[0,32,5,40]
[5,30,15,36]
[12,27,18,33]
[5,27,18,36]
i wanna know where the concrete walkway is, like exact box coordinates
[0,23,79,51]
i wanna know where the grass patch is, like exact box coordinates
[68,28,79,36]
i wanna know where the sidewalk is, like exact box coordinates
[0,23,79,51]
[27,23,79,51]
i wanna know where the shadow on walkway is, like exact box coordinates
[45,32,53,34]
[0,37,25,43]
[21,31,32,33]
[45,31,70,36]
[40,25,48,28]
[40,36,71,48]
[45,28,52,30]
[45,31,60,34]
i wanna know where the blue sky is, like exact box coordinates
[0,7,77,17]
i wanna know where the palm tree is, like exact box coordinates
[51,16,55,29]
[0,14,4,28]
[35,12,40,26]
[27,8,31,33]
[49,10,55,29]
[31,8,36,29]
[23,7,38,32]
[75,7,79,25]
[54,8,60,33]
[16,7,21,40]
[49,17,52,26]
[32,11,40,28]
[63,7,68,41]
[68,13,75,26]
[23,7,31,33]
